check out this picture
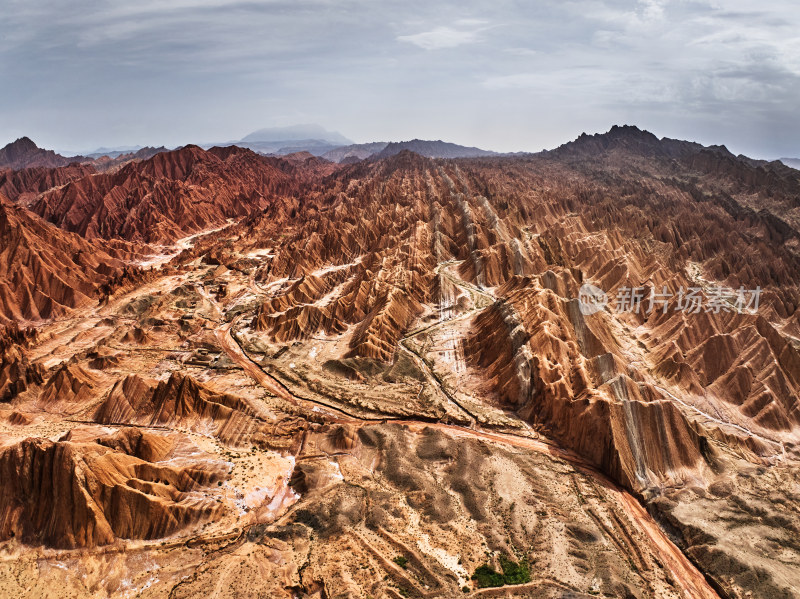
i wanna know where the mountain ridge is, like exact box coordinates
[375,138,497,159]
[29,144,315,243]
[0,194,139,323]
[0,137,89,170]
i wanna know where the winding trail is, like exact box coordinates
[214,318,296,405]
[212,310,435,424]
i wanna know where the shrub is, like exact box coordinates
[471,556,531,588]
[499,555,531,585]
[471,564,504,588]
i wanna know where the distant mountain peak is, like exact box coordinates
[0,137,39,162]
[550,125,702,159]
[240,124,352,145]
[0,137,87,170]
[376,139,496,160]
[321,142,388,163]
[9,136,38,150]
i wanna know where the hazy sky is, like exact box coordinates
[1,0,799,157]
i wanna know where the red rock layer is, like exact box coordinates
[0,195,129,323]
[0,429,226,548]
[0,163,96,205]
[31,145,316,243]
[0,325,44,402]
[94,372,274,447]
[465,284,706,492]
[37,361,102,408]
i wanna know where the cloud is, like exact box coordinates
[504,47,538,56]
[397,23,486,50]
[482,73,541,90]
[1,0,799,157]
[637,0,666,22]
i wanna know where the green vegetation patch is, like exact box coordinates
[471,556,531,588]
[472,564,505,588]
[499,555,531,585]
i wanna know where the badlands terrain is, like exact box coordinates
[0,126,799,598]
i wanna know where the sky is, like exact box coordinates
[1,0,799,158]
